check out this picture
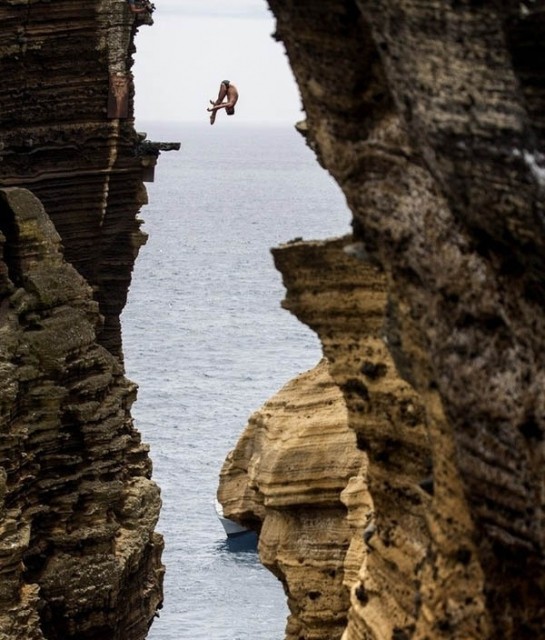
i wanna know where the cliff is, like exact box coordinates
[220,1,545,639]
[0,1,172,638]
[220,238,432,639]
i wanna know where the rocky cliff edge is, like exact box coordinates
[219,2,545,639]
[0,1,173,638]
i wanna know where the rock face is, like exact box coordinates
[220,2,545,639]
[0,1,167,638]
[273,239,436,640]
[220,238,433,640]
[219,358,368,639]
[0,0,157,358]
[0,188,162,640]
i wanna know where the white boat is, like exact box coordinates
[215,499,250,537]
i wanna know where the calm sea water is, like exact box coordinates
[121,122,349,640]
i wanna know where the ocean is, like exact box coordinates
[121,122,349,639]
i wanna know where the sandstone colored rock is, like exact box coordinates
[219,359,367,639]
[269,237,456,640]
[219,236,440,639]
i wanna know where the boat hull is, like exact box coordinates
[215,499,250,537]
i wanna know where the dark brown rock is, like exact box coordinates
[0,0,164,358]
[224,1,545,637]
[0,1,170,637]
[0,187,163,640]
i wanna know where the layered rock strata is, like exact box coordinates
[219,358,368,639]
[0,188,162,639]
[221,1,545,638]
[220,237,435,639]
[0,0,162,358]
[272,238,436,640]
[0,1,169,638]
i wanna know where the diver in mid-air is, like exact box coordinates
[207,80,239,125]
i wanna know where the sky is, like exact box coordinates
[132,0,304,124]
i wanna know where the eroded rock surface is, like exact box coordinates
[273,238,436,639]
[0,1,166,638]
[220,237,437,639]
[0,188,162,639]
[221,1,545,639]
[0,0,157,358]
[219,359,367,639]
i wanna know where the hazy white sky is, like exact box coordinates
[132,0,303,124]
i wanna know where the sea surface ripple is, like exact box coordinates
[121,122,349,639]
